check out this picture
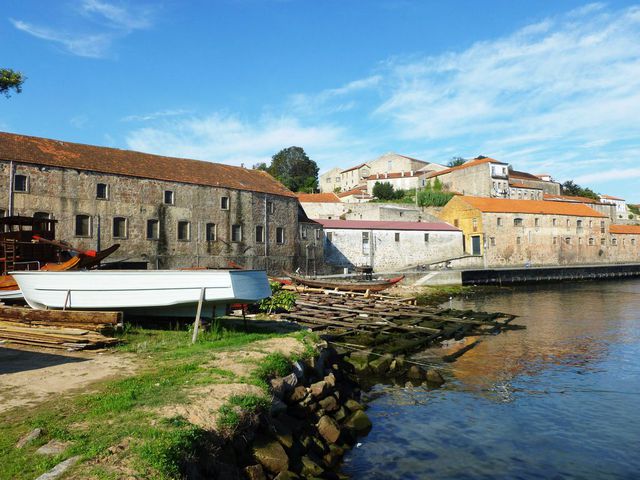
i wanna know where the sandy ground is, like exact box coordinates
[0,345,137,413]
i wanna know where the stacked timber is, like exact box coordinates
[281,292,523,360]
[0,306,122,350]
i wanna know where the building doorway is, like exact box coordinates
[471,235,482,255]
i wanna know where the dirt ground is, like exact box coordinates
[0,345,137,413]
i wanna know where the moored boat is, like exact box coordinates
[286,272,404,293]
[11,269,272,317]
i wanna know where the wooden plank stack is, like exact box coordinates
[281,291,522,358]
[0,306,122,351]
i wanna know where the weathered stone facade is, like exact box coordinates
[0,133,303,274]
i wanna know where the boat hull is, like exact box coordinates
[286,272,404,293]
[11,270,272,317]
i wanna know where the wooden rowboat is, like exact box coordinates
[286,272,404,293]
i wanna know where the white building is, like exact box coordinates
[316,219,463,272]
[599,194,627,217]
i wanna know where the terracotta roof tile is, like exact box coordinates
[609,225,640,234]
[315,219,459,231]
[509,182,542,189]
[340,163,369,174]
[544,193,600,204]
[426,157,505,178]
[458,196,606,217]
[509,170,543,181]
[297,192,341,203]
[337,187,369,198]
[600,194,625,201]
[366,171,421,180]
[0,131,295,198]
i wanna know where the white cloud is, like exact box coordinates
[121,109,192,122]
[11,1,154,58]
[575,167,640,184]
[125,114,352,167]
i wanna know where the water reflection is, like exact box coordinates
[344,280,640,479]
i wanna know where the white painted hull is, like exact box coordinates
[0,289,23,300]
[11,270,271,317]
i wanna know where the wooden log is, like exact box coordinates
[0,306,122,325]
[442,340,480,362]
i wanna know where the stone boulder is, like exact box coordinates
[253,435,289,474]
[317,415,341,444]
[344,410,372,436]
[426,368,445,385]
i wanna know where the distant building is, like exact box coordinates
[319,167,343,193]
[337,187,372,203]
[366,171,423,194]
[438,195,630,267]
[316,219,462,272]
[599,194,627,217]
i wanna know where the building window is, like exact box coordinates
[611,237,617,246]
[454,219,459,227]
[589,238,595,246]
[221,196,230,210]
[326,232,333,243]
[14,174,28,192]
[516,236,521,245]
[565,237,571,245]
[472,218,478,232]
[96,183,109,200]
[206,223,217,241]
[424,233,430,242]
[589,220,593,228]
[535,218,540,228]
[552,218,557,227]
[490,237,496,246]
[632,238,637,246]
[255,225,264,243]
[267,201,275,214]
[276,227,285,244]
[34,211,50,219]
[112,217,127,239]
[601,237,606,246]
[164,190,174,205]
[315,229,321,240]
[600,221,606,234]
[577,219,583,228]
[300,225,307,240]
[146,219,159,240]
[566,219,570,228]
[395,232,400,242]
[362,231,370,254]
[75,215,91,237]
[231,224,242,242]
[497,217,502,227]
[178,221,190,241]
[553,237,558,245]
[578,238,582,245]
[514,218,523,227]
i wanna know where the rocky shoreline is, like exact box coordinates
[196,342,446,479]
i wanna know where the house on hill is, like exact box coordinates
[0,131,300,272]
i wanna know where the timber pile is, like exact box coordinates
[281,291,523,358]
[0,306,121,350]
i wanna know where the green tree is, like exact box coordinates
[266,147,319,192]
[447,157,465,168]
[372,181,396,200]
[562,180,599,200]
[252,162,268,171]
[433,177,443,192]
[0,68,25,98]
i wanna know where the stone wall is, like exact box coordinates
[2,161,299,273]
[296,222,325,275]
[300,202,430,222]
[323,228,463,272]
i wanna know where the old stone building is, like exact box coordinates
[316,219,463,272]
[0,132,302,273]
[440,196,639,267]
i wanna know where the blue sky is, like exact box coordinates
[2,0,640,202]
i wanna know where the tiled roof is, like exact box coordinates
[600,194,625,201]
[609,225,640,234]
[0,131,295,198]
[544,193,600,204]
[315,219,459,232]
[340,163,369,174]
[458,196,606,217]
[426,157,505,178]
[297,192,341,203]
[366,171,421,180]
[337,187,369,198]
[509,170,543,181]
[509,182,542,190]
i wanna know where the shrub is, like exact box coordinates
[258,281,296,313]
[418,190,454,207]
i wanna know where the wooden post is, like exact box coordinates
[63,290,71,311]
[191,288,206,344]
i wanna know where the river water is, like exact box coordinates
[342,280,640,480]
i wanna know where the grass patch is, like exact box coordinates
[0,318,299,480]
[217,394,271,431]
[416,285,475,306]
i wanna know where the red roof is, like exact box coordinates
[509,170,543,181]
[0,131,295,198]
[509,182,542,190]
[600,194,625,201]
[366,171,421,180]
[315,219,459,232]
[457,196,606,217]
[297,192,341,203]
[340,163,369,174]
[426,157,505,178]
[337,187,369,198]
[544,193,599,204]
[609,225,640,235]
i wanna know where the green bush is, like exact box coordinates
[258,281,296,313]
[418,190,455,207]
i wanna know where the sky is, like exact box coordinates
[1,0,640,202]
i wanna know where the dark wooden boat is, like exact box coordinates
[286,272,404,293]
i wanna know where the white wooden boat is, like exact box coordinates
[11,270,272,317]
[0,289,23,300]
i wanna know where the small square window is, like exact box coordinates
[565,237,571,245]
[516,236,521,245]
[75,214,91,237]
[147,219,159,240]
[34,211,50,219]
[601,237,606,245]
[300,226,307,239]
[14,174,28,192]
[276,227,285,244]
[514,218,523,226]
[490,237,496,246]
[552,218,557,227]
[267,201,275,214]
[611,237,617,246]
[96,183,109,200]
[535,218,540,227]
[164,190,175,205]
[589,238,595,246]
[424,233,430,242]
[113,217,127,239]
[497,217,502,227]
[206,223,217,242]
[221,197,230,210]
[255,225,264,243]
[231,224,242,242]
[394,232,400,242]
[315,229,321,240]
[553,237,558,245]
[178,221,190,241]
